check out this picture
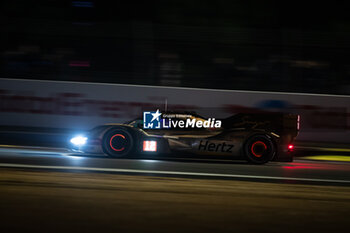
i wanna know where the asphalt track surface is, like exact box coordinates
[0,146,349,185]
[0,146,349,233]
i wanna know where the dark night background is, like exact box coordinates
[0,0,349,94]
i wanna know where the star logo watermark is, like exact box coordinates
[143,109,162,129]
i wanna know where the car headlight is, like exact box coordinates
[70,135,88,146]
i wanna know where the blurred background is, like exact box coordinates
[0,0,349,94]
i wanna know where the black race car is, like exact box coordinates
[69,112,299,164]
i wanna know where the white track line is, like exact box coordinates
[0,163,349,184]
[2,77,350,97]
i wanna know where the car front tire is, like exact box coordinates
[102,127,136,158]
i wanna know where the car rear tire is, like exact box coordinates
[102,127,136,158]
[243,134,276,164]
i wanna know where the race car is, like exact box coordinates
[69,112,299,164]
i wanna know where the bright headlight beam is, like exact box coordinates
[70,136,88,146]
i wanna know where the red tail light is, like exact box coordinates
[288,144,294,150]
